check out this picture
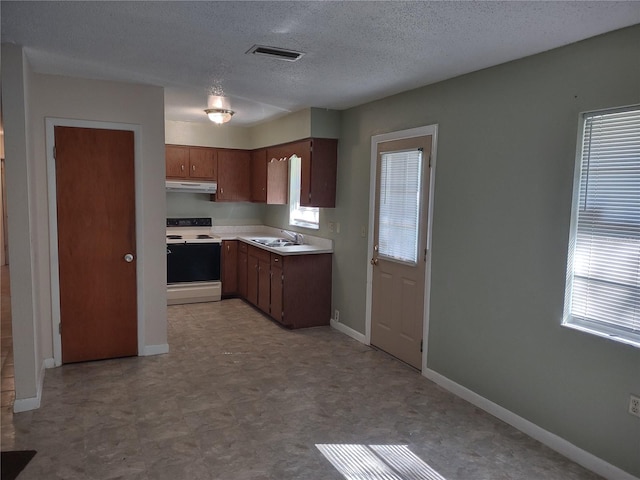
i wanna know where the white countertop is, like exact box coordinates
[210,225,333,256]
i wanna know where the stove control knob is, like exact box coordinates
[124,253,134,263]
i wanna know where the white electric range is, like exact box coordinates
[166,217,222,305]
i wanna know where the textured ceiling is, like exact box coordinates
[2,1,639,126]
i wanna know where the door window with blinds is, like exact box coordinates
[563,106,640,347]
[378,149,423,265]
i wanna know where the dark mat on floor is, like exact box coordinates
[1,450,37,480]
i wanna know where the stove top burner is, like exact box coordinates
[197,234,212,239]
[167,235,182,240]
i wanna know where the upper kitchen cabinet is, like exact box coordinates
[264,146,289,205]
[252,147,288,205]
[250,148,267,203]
[166,145,217,180]
[189,147,217,179]
[216,149,251,202]
[166,145,190,178]
[288,138,338,208]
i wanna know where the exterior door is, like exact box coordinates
[370,136,432,369]
[55,126,137,363]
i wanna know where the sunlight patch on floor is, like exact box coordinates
[316,444,446,480]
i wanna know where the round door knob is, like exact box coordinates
[370,257,378,266]
[124,253,134,263]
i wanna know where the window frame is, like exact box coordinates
[562,105,640,348]
[289,154,319,230]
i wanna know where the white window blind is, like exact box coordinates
[564,106,640,346]
[289,155,319,229]
[378,149,423,264]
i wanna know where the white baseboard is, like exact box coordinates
[13,357,52,413]
[423,368,638,480]
[141,344,169,356]
[330,319,367,344]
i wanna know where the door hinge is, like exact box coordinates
[59,323,62,334]
[428,154,432,168]
[53,146,57,159]
[420,340,423,353]
[424,248,427,262]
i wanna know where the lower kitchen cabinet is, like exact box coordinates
[221,240,238,296]
[270,254,284,324]
[238,242,248,298]
[257,255,271,313]
[278,253,332,328]
[247,245,269,308]
[243,243,332,329]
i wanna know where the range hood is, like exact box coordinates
[166,180,217,194]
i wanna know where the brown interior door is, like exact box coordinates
[55,126,137,363]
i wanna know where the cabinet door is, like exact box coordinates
[267,156,288,205]
[300,138,338,208]
[166,145,189,178]
[282,254,332,328]
[238,243,248,298]
[270,255,284,323]
[221,240,238,295]
[251,149,267,203]
[247,250,259,306]
[257,257,271,313]
[189,147,217,180]
[217,149,251,201]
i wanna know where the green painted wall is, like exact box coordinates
[333,26,640,476]
[166,193,265,226]
[249,108,311,149]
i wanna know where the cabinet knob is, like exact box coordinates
[181,165,185,171]
[192,165,195,171]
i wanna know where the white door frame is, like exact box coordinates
[46,118,144,366]
[365,124,438,372]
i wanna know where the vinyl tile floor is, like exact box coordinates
[0,297,603,480]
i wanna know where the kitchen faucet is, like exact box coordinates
[281,230,303,244]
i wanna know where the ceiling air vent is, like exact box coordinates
[246,45,305,62]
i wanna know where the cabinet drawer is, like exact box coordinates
[271,254,283,267]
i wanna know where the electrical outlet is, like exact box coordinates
[630,395,640,418]
[328,221,335,233]
[336,223,341,234]
[334,309,340,322]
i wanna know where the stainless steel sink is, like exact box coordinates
[251,238,298,247]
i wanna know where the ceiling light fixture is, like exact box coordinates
[204,94,234,124]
